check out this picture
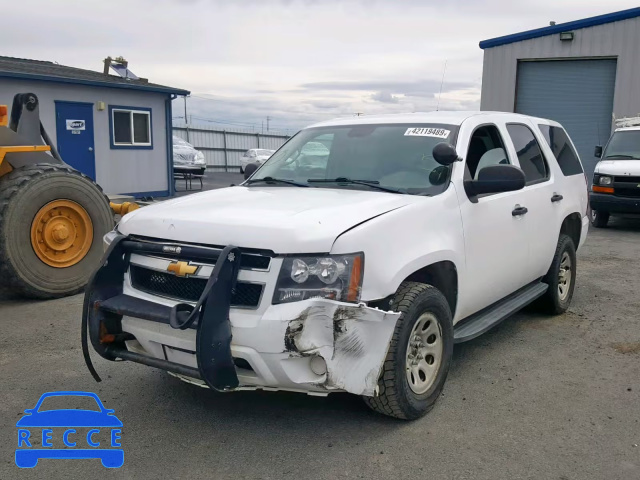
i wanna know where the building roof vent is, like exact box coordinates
[103,56,139,80]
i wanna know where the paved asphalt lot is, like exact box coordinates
[1,171,639,479]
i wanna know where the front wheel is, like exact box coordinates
[363,282,453,420]
[590,209,609,228]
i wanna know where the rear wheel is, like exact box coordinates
[363,282,453,420]
[533,234,577,315]
[0,164,113,298]
[590,209,609,228]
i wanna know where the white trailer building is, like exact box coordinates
[0,56,189,197]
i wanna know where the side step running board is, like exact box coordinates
[453,282,548,343]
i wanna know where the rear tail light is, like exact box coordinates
[0,105,7,127]
[585,172,590,214]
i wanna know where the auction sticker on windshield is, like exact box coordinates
[404,127,450,138]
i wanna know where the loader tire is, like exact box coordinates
[0,164,113,299]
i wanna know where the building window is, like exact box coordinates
[110,106,152,148]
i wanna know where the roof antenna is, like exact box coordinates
[436,59,448,111]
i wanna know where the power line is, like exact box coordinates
[172,115,294,134]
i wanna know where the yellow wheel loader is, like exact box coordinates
[0,93,114,298]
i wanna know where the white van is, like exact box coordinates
[591,117,640,227]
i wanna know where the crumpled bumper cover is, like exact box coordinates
[283,300,400,396]
[82,235,400,397]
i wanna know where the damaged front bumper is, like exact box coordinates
[82,236,400,397]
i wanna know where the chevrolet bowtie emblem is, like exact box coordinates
[167,261,197,277]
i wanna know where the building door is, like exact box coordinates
[55,101,96,179]
[515,59,617,182]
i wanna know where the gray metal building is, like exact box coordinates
[479,7,640,179]
[0,56,189,197]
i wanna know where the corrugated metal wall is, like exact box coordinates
[173,124,291,170]
[515,59,617,179]
[480,16,640,121]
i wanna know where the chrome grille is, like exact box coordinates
[130,265,263,308]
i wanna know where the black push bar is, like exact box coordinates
[81,235,242,392]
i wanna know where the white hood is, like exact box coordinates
[118,186,413,253]
[595,160,640,176]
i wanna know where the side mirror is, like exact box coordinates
[243,163,259,180]
[594,145,603,158]
[432,143,460,166]
[464,164,525,197]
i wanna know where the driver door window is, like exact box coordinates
[466,125,510,180]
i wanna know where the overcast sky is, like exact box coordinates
[2,0,637,133]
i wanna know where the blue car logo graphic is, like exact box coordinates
[16,391,123,468]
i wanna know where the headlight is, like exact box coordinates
[195,151,206,165]
[599,175,612,185]
[273,253,364,304]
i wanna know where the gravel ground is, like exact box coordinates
[1,177,638,479]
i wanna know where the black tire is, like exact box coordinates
[590,209,609,228]
[0,164,113,299]
[363,282,454,420]
[533,234,577,315]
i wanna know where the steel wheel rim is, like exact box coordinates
[405,312,443,395]
[557,251,572,301]
[30,200,93,268]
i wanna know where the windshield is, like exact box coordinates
[37,395,101,412]
[247,123,458,195]
[257,149,274,156]
[603,130,640,160]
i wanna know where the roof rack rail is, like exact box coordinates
[614,116,640,128]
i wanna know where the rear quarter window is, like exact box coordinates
[538,125,584,176]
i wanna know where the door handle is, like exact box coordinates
[512,205,528,216]
[551,193,563,203]
[88,147,94,152]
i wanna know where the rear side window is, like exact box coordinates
[506,124,549,185]
[538,125,583,176]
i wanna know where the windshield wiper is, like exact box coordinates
[245,177,309,187]
[308,177,403,194]
[604,154,640,159]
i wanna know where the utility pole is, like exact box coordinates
[184,95,190,142]
[262,120,264,134]
[266,116,271,132]
[183,95,188,124]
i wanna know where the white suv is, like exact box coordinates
[239,149,275,173]
[84,112,588,419]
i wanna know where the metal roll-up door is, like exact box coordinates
[515,59,617,180]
